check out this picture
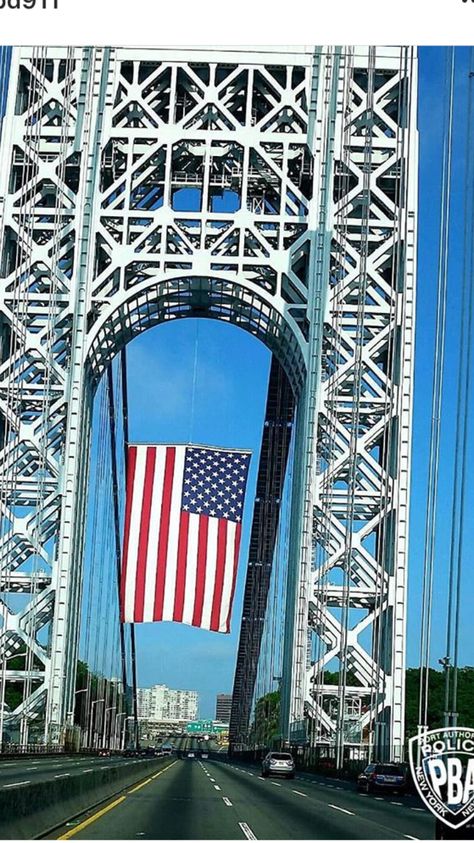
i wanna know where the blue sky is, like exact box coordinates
[82,46,474,720]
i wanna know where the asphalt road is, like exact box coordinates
[0,754,156,789]
[51,756,436,840]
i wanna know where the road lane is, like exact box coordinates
[0,755,158,789]
[49,755,436,840]
[207,759,435,840]
[55,758,243,840]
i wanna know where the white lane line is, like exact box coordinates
[375,796,384,801]
[223,797,232,806]
[214,785,221,791]
[210,777,216,782]
[292,790,308,798]
[81,769,93,773]
[247,772,254,776]
[404,836,419,840]
[3,781,30,788]
[54,773,70,779]
[411,807,425,812]
[239,822,257,840]
[391,801,403,806]
[271,782,281,787]
[328,804,355,816]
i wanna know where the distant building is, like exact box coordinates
[215,693,232,723]
[137,685,198,721]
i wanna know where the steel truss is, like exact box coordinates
[0,47,416,755]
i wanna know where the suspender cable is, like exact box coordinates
[444,51,474,726]
[418,47,455,735]
[120,347,140,751]
[107,362,129,727]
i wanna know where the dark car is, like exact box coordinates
[261,752,295,779]
[357,763,407,794]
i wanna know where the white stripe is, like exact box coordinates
[162,446,186,621]
[328,804,354,815]
[181,514,200,625]
[200,518,219,630]
[124,446,147,621]
[218,520,237,632]
[142,447,166,622]
[239,822,257,840]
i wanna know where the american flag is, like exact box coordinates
[120,444,251,632]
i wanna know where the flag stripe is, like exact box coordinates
[225,522,242,633]
[134,447,156,622]
[120,445,137,621]
[182,515,199,625]
[124,447,147,622]
[173,510,190,622]
[153,446,176,621]
[192,515,209,628]
[162,447,186,621]
[200,518,219,631]
[218,521,237,633]
[142,448,166,622]
[210,520,228,632]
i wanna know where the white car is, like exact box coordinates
[261,752,295,779]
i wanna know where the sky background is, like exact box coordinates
[81,46,474,720]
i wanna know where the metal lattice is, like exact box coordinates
[0,47,416,755]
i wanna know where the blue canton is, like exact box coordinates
[181,447,251,522]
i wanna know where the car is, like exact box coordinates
[261,752,295,779]
[98,749,111,757]
[357,763,407,794]
[202,752,209,759]
[187,751,195,758]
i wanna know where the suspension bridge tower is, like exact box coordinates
[0,46,417,760]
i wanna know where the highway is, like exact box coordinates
[50,756,436,840]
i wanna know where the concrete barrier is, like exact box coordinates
[0,756,172,839]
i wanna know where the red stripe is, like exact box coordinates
[133,447,156,622]
[210,520,228,632]
[120,446,137,622]
[224,522,242,633]
[153,447,176,621]
[173,511,190,622]
[192,515,209,628]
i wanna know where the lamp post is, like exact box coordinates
[89,699,105,749]
[121,716,135,752]
[103,707,116,749]
[115,713,127,750]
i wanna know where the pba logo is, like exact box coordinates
[409,728,474,830]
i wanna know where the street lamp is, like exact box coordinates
[121,716,135,752]
[115,713,127,750]
[103,707,116,749]
[89,699,105,749]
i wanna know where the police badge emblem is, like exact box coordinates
[409,727,474,831]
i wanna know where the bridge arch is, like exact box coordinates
[86,273,307,398]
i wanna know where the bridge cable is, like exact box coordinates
[444,49,474,725]
[418,47,455,734]
[120,346,140,750]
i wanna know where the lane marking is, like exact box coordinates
[239,822,257,840]
[210,778,216,782]
[151,760,178,780]
[271,782,281,787]
[292,790,308,797]
[214,785,221,791]
[81,769,93,773]
[55,774,71,779]
[328,804,355,816]
[411,807,425,812]
[247,772,254,777]
[58,796,126,840]
[223,797,232,806]
[391,801,403,806]
[404,836,419,840]
[128,777,153,793]
[3,780,30,788]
